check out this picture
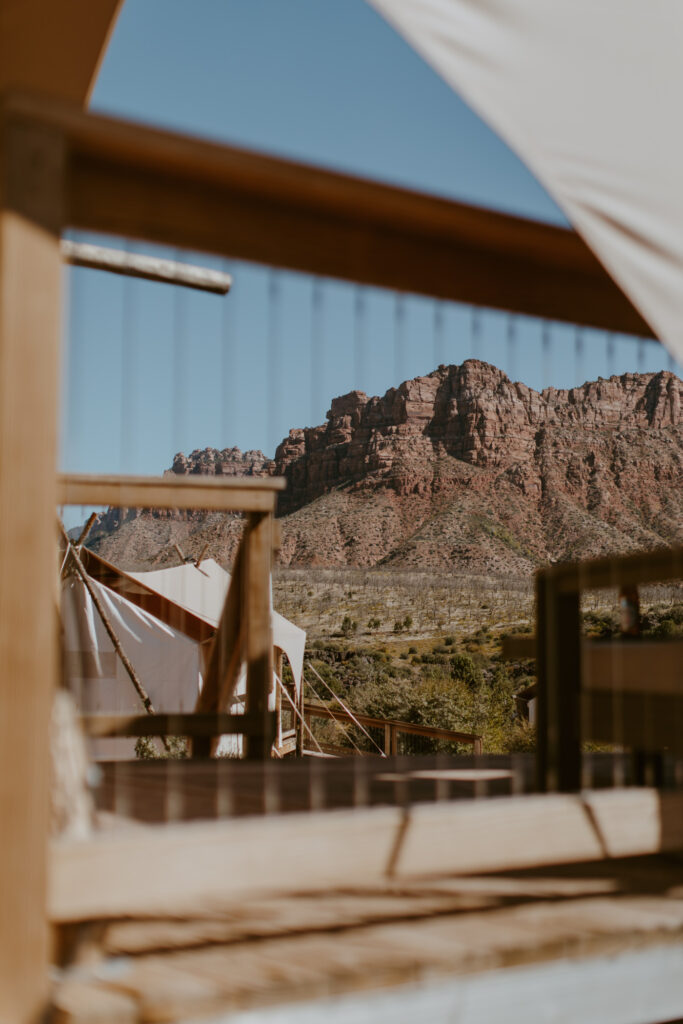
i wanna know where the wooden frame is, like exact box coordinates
[304,701,482,755]
[8,91,654,334]
[49,786,683,922]
[0,103,65,1023]
[535,546,683,792]
[59,472,283,760]
[0,90,668,1018]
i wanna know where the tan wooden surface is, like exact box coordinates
[6,92,652,335]
[49,788,683,923]
[244,513,274,758]
[0,113,64,1021]
[583,639,683,695]
[0,3,121,105]
[51,853,683,1022]
[58,472,284,513]
[81,711,275,739]
[549,545,682,593]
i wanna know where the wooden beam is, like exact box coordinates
[501,634,537,660]
[0,111,64,1021]
[193,535,246,757]
[583,640,683,695]
[0,2,122,105]
[57,473,284,514]
[503,637,683,690]
[548,545,683,593]
[7,93,655,335]
[81,711,276,739]
[243,513,274,759]
[61,240,232,294]
[49,788,683,923]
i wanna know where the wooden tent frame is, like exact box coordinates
[0,88,666,1019]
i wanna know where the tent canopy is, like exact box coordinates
[126,559,306,689]
[369,0,683,365]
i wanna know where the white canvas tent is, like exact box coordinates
[368,0,683,366]
[62,575,201,760]
[62,558,306,760]
[126,559,306,689]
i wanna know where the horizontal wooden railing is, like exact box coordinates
[5,92,653,335]
[304,700,482,755]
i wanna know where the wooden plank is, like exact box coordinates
[6,93,654,335]
[536,573,582,792]
[57,472,284,513]
[501,634,537,660]
[583,639,683,695]
[81,712,276,739]
[503,638,682,688]
[0,112,64,1021]
[193,534,246,758]
[244,513,274,759]
[549,545,683,593]
[584,691,683,752]
[0,3,122,106]
[61,239,232,293]
[48,788,683,923]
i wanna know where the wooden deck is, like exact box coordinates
[51,850,683,1022]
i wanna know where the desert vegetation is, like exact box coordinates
[275,568,683,755]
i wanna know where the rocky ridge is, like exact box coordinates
[91,360,683,574]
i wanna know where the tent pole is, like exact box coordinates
[59,523,165,730]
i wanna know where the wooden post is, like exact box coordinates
[0,110,65,1022]
[536,571,581,792]
[274,649,284,750]
[390,725,399,756]
[384,723,392,756]
[243,512,273,759]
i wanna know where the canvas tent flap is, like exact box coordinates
[368,0,683,364]
[62,575,200,759]
[127,559,306,692]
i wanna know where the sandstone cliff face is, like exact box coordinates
[92,361,682,574]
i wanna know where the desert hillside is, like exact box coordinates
[90,360,682,574]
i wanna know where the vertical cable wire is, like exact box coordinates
[506,316,517,382]
[606,331,616,378]
[353,287,366,391]
[471,307,482,360]
[172,274,188,458]
[541,321,552,389]
[574,326,585,386]
[433,301,445,369]
[636,337,646,374]
[120,270,136,473]
[220,259,235,448]
[267,269,282,454]
[310,277,324,425]
[394,293,407,385]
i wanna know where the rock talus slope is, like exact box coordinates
[91,361,682,574]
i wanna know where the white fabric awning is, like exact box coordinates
[369,0,683,364]
[126,559,306,690]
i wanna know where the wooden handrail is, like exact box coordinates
[57,472,285,514]
[5,92,653,335]
[81,712,276,740]
[304,700,482,752]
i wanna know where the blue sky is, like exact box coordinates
[61,0,677,479]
